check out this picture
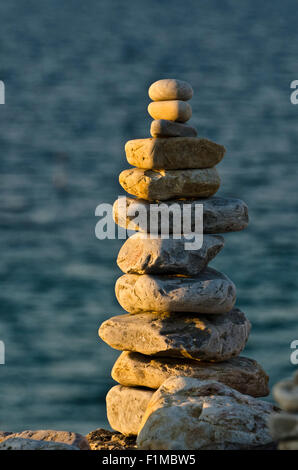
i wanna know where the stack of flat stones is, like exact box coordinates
[99,79,273,450]
[269,371,298,450]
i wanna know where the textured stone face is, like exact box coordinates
[85,428,137,450]
[0,438,79,450]
[112,352,269,397]
[119,167,220,201]
[0,430,90,450]
[148,79,193,101]
[150,119,197,138]
[115,268,236,315]
[117,233,224,275]
[99,308,251,362]
[273,373,298,412]
[106,385,154,436]
[278,440,298,450]
[125,137,225,170]
[269,412,298,441]
[148,100,192,122]
[137,378,275,450]
[113,196,249,234]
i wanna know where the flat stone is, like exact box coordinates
[117,233,224,275]
[137,377,275,450]
[112,352,269,397]
[278,439,298,450]
[106,385,154,436]
[148,100,192,123]
[125,137,225,170]
[0,430,90,450]
[99,308,250,362]
[119,167,220,201]
[0,437,78,450]
[115,268,236,315]
[273,372,298,411]
[113,196,249,234]
[150,120,197,138]
[148,79,193,101]
[86,428,137,450]
[269,412,298,440]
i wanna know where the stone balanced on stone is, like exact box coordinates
[99,79,274,450]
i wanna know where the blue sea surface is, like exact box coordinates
[0,0,298,434]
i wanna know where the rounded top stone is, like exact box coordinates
[148,79,193,101]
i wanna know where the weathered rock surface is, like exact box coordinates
[269,412,298,441]
[99,308,250,362]
[117,233,224,275]
[86,428,137,450]
[0,437,78,450]
[278,439,298,450]
[137,377,275,450]
[148,100,192,122]
[273,372,298,412]
[119,167,220,201]
[125,137,225,170]
[148,79,193,101]
[112,351,269,397]
[115,268,236,315]
[0,429,90,449]
[150,119,197,138]
[113,196,249,234]
[106,385,154,436]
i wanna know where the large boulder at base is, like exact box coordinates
[137,377,275,450]
[117,233,224,275]
[125,137,225,170]
[112,351,269,397]
[113,196,248,234]
[0,429,90,450]
[115,268,236,315]
[106,385,154,436]
[99,308,250,362]
[0,437,78,450]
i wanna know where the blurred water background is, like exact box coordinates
[0,0,298,434]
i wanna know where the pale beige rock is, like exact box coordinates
[113,196,249,234]
[278,439,298,450]
[117,233,224,275]
[269,412,298,441]
[99,308,250,362]
[115,268,236,315]
[106,385,154,436]
[150,120,197,138]
[273,371,298,412]
[148,79,193,101]
[0,437,78,450]
[125,137,225,170]
[137,377,275,450]
[0,430,90,449]
[119,167,220,201]
[148,100,192,123]
[112,352,269,397]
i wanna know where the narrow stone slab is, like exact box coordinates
[269,412,298,441]
[0,438,79,450]
[113,196,249,234]
[148,100,192,122]
[125,137,225,170]
[117,233,224,275]
[119,167,220,201]
[112,352,269,397]
[99,308,250,362]
[150,120,197,138]
[0,430,90,450]
[106,385,154,436]
[137,378,275,450]
[148,79,193,101]
[115,268,236,315]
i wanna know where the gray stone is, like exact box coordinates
[0,437,78,450]
[0,429,90,450]
[115,268,236,315]
[148,100,192,123]
[106,385,154,436]
[148,79,193,101]
[137,377,275,450]
[119,167,220,201]
[150,120,197,138]
[112,351,269,397]
[99,308,250,362]
[113,196,249,234]
[269,412,298,440]
[125,137,225,170]
[117,233,224,275]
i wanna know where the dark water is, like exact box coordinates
[0,0,298,434]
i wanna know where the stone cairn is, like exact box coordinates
[269,371,298,450]
[99,79,274,450]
